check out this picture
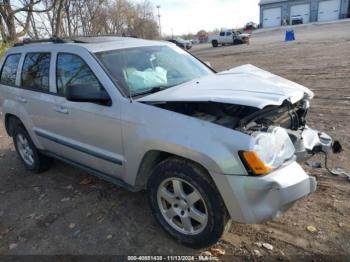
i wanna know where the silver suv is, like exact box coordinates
[0,37,337,248]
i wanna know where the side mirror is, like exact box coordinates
[65,84,111,104]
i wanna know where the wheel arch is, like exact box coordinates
[5,113,24,137]
[134,150,218,191]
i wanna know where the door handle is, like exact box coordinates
[54,106,69,114]
[15,96,27,103]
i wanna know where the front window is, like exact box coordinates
[56,53,102,96]
[95,45,213,97]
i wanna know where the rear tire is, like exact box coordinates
[212,40,218,48]
[147,157,230,248]
[13,126,52,173]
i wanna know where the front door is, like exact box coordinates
[44,52,125,178]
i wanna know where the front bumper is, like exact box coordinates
[212,161,316,224]
[293,127,333,161]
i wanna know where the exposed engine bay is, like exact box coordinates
[149,99,310,133]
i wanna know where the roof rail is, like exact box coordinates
[14,37,67,47]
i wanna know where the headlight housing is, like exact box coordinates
[241,127,295,175]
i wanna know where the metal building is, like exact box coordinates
[259,0,350,28]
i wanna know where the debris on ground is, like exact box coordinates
[96,216,105,223]
[68,223,76,229]
[9,243,18,250]
[36,213,58,227]
[60,197,71,202]
[330,167,350,181]
[65,185,73,190]
[0,228,10,237]
[80,177,93,185]
[199,251,213,256]
[253,249,263,257]
[210,247,226,256]
[38,193,46,201]
[306,161,322,169]
[106,234,113,240]
[27,213,35,219]
[73,230,81,237]
[307,225,318,233]
[33,187,41,193]
[262,243,274,251]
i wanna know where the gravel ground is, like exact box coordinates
[0,20,349,259]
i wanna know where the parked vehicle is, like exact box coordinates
[291,15,303,25]
[167,38,192,50]
[245,22,258,30]
[0,37,339,248]
[210,29,250,47]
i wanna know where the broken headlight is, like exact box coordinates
[241,127,295,175]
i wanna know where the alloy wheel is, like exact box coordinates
[157,177,208,235]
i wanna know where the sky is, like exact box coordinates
[145,0,260,36]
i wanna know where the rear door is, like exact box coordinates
[16,52,61,150]
[0,53,22,119]
[218,31,226,43]
[225,31,233,44]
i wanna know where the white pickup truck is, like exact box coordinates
[210,29,250,47]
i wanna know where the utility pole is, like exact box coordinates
[156,5,162,39]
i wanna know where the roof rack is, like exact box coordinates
[13,35,140,47]
[14,37,67,47]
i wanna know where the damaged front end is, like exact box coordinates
[139,64,342,167]
[148,97,341,164]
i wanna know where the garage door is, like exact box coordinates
[318,0,341,22]
[263,8,282,28]
[291,4,310,23]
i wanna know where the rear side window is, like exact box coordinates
[0,54,21,86]
[21,53,50,92]
[56,53,102,96]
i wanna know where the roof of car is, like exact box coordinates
[10,36,172,53]
[259,0,287,5]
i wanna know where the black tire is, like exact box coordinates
[211,40,218,48]
[233,39,243,45]
[13,126,52,173]
[147,157,230,248]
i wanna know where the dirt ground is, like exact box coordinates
[0,21,350,259]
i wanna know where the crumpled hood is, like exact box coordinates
[138,64,314,109]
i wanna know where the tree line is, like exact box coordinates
[0,0,160,44]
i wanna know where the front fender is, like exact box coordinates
[121,100,252,185]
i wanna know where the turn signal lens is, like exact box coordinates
[241,151,272,175]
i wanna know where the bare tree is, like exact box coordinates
[0,0,160,43]
[0,0,58,43]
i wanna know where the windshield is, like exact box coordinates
[95,45,214,97]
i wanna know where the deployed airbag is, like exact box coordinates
[126,67,167,94]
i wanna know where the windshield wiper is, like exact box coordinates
[132,86,167,97]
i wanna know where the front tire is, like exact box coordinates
[212,40,218,48]
[233,39,243,45]
[147,157,229,248]
[13,126,52,173]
